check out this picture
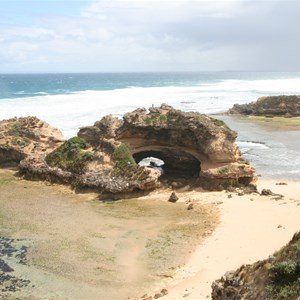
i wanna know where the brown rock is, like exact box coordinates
[0,116,64,167]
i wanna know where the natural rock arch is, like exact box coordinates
[132,148,201,178]
[78,104,256,191]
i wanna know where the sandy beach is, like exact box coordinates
[153,179,300,300]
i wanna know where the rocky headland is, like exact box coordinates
[0,104,256,195]
[227,95,300,117]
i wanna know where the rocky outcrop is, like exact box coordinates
[228,95,300,117]
[0,117,64,166]
[211,231,300,300]
[3,105,256,194]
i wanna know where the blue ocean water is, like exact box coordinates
[1,71,300,99]
[1,71,300,179]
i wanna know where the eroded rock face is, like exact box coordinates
[0,117,64,166]
[228,95,300,117]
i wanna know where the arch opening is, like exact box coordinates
[133,149,201,178]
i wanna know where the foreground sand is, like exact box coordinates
[0,169,218,300]
[153,179,300,300]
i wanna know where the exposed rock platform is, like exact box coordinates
[228,95,300,117]
[2,105,256,194]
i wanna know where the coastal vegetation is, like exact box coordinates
[113,143,137,170]
[212,231,300,300]
[267,232,300,299]
[45,136,93,174]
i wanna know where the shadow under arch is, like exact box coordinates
[133,149,201,178]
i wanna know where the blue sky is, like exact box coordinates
[0,1,88,25]
[1,0,300,73]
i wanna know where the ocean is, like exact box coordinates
[1,71,300,179]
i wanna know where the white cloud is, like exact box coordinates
[0,0,300,72]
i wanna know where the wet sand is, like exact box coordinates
[0,169,218,300]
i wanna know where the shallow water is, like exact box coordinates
[218,116,300,180]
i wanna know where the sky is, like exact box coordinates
[0,0,300,73]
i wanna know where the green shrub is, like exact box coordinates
[270,261,300,285]
[45,137,93,174]
[113,143,136,171]
[144,113,168,126]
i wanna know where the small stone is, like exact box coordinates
[277,225,282,228]
[238,191,244,196]
[161,289,168,296]
[227,194,232,199]
[187,203,194,210]
[168,192,179,203]
[261,189,274,196]
[154,293,163,299]
[276,182,288,185]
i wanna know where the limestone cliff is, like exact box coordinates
[3,105,256,194]
[228,95,300,117]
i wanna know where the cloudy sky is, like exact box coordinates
[0,0,299,73]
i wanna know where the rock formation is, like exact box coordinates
[228,95,300,117]
[211,231,300,300]
[3,105,256,194]
[0,117,64,167]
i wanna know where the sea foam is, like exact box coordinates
[1,76,300,138]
